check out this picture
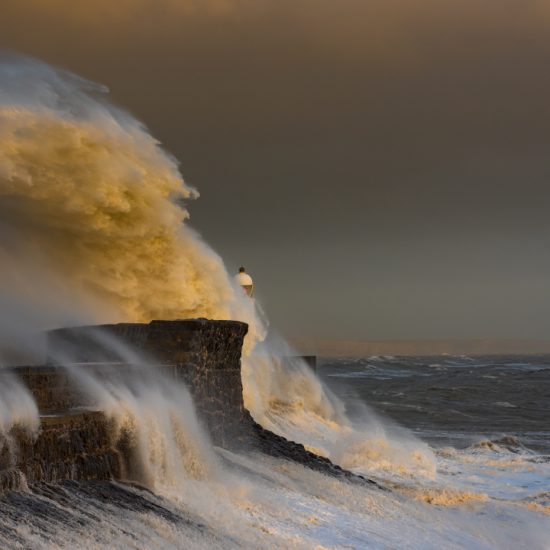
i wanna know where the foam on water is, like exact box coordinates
[1,448,549,550]
[243,349,437,481]
[434,436,550,502]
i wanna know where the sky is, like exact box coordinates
[2,0,550,341]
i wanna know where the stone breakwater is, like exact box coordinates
[0,319,378,492]
[0,412,121,493]
[48,319,251,448]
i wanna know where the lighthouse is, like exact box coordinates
[235,266,254,298]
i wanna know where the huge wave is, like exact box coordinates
[0,53,433,479]
[0,54,548,549]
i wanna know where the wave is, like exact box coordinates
[399,486,489,506]
[469,435,525,453]
[1,54,549,548]
[0,53,263,348]
[243,350,437,480]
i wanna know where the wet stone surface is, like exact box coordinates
[247,413,383,489]
[0,412,121,493]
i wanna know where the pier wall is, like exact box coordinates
[0,319,249,490]
[0,319,373,492]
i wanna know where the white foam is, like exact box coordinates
[242,348,436,480]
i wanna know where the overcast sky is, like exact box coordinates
[2,0,550,340]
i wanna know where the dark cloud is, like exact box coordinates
[2,0,550,339]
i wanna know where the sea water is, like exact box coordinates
[320,355,550,512]
[0,355,548,549]
[0,55,547,549]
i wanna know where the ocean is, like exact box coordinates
[1,355,548,549]
[319,355,550,502]
[320,354,550,452]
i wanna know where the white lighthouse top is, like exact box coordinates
[235,271,253,286]
[235,267,254,297]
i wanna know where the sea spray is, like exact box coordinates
[0,270,44,475]
[50,328,220,490]
[243,347,436,479]
[0,292,41,438]
[0,53,263,346]
[49,330,295,549]
[0,52,432,482]
[0,372,39,489]
[0,374,39,436]
[72,365,218,486]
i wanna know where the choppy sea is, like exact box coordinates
[1,355,548,549]
[319,355,550,504]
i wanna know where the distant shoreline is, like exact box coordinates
[288,338,550,358]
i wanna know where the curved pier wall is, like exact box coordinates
[0,319,249,491]
[1,319,377,493]
[47,319,251,447]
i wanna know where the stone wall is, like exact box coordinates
[6,366,80,414]
[47,319,251,447]
[1,318,376,493]
[0,319,249,491]
[0,412,120,493]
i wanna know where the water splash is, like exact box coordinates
[0,52,433,482]
[1,52,549,549]
[0,372,39,485]
[243,347,436,479]
[0,53,263,345]
[0,374,39,436]
[50,328,220,491]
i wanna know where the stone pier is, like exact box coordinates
[1,319,249,491]
[0,318,379,493]
[47,319,251,447]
